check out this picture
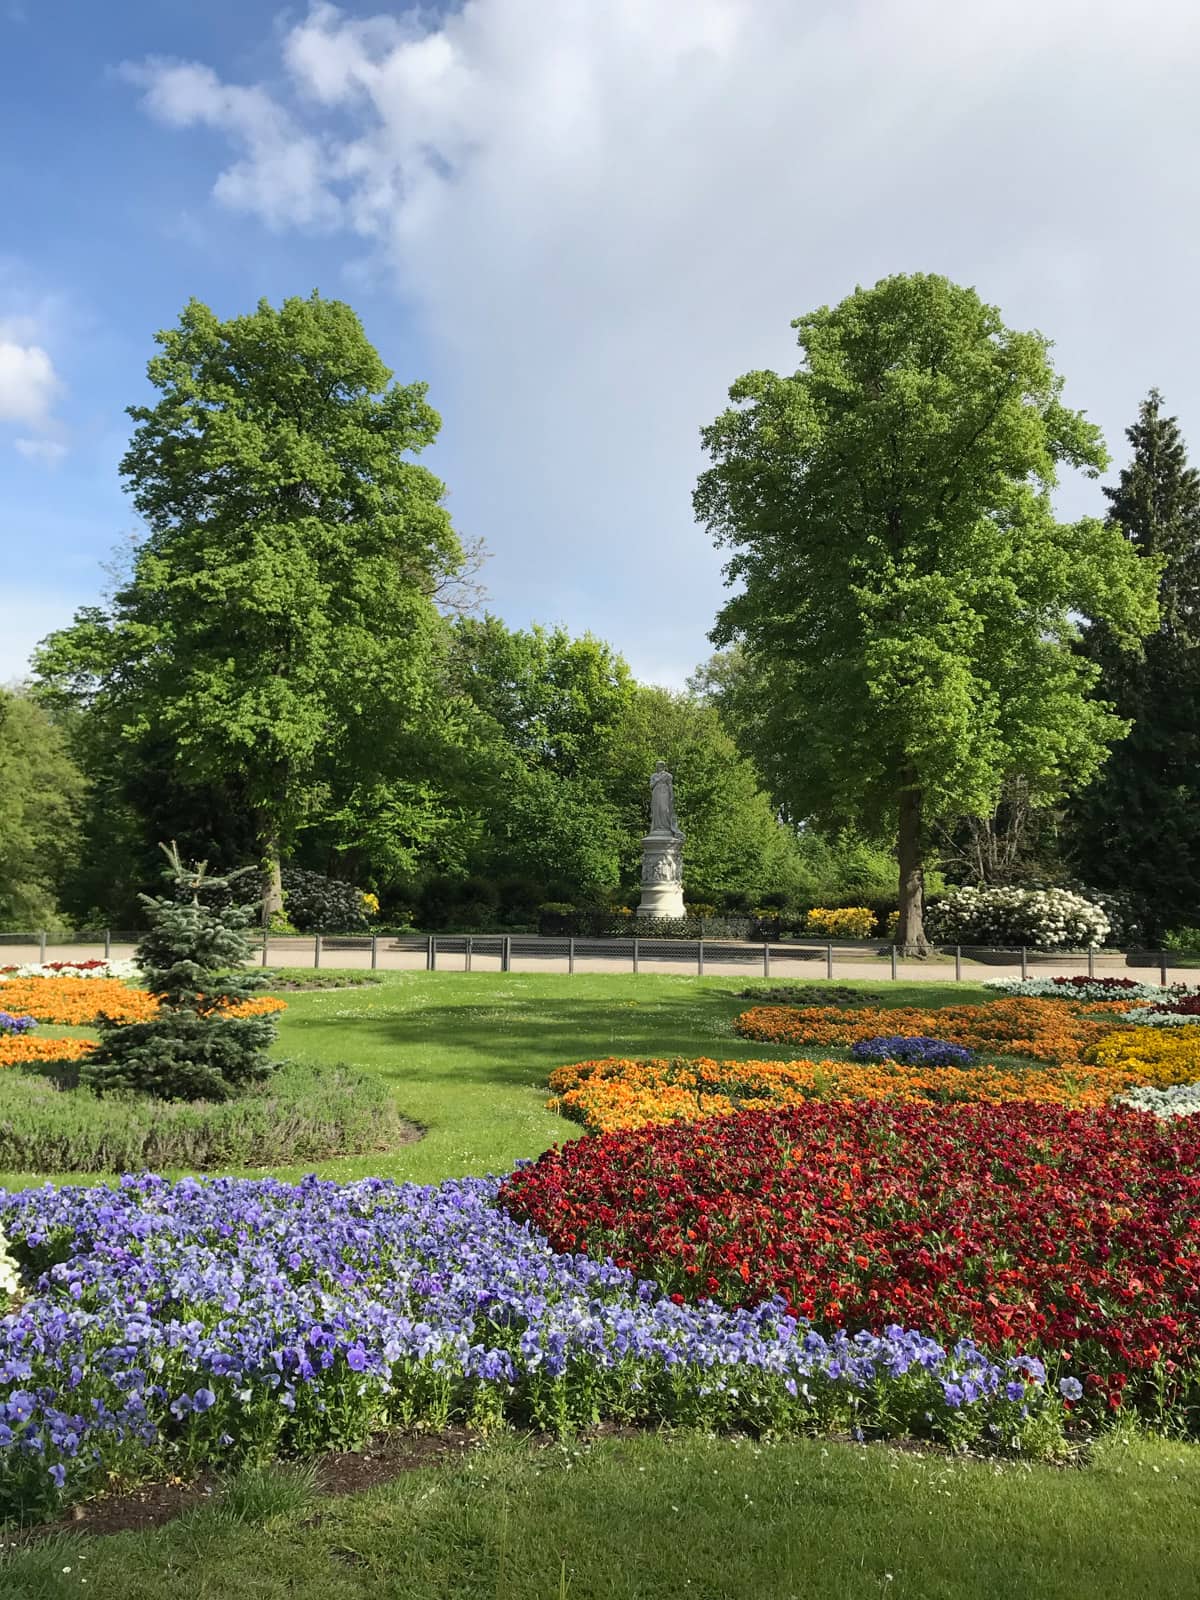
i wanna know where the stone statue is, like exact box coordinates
[649,762,683,838]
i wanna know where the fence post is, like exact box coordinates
[1020,947,1027,981]
[103,929,111,961]
[826,942,833,981]
[261,930,269,968]
[426,934,434,972]
[891,944,898,981]
[502,935,512,973]
[370,933,378,971]
[632,936,639,975]
[1161,950,1169,988]
[39,930,46,965]
[314,933,322,970]
[698,938,705,977]
[955,944,962,983]
[1088,947,1095,980]
[465,935,472,973]
[568,936,575,975]
[763,942,770,978]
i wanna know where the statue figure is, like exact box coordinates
[649,762,683,838]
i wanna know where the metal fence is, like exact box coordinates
[1,928,1195,984]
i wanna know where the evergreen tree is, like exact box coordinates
[82,844,277,1101]
[1068,391,1200,937]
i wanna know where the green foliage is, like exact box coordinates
[695,272,1158,947]
[34,292,461,919]
[1067,392,1200,937]
[0,689,86,929]
[0,1058,402,1173]
[83,845,276,1100]
[278,867,368,932]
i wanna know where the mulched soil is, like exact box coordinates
[9,1428,481,1544]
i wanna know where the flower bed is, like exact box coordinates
[0,960,140,981]
[0,977,285,1028]
[0,1173,1066,1518]
[549,1051,1192,1134]
[1086,1025,1200,1077]
[0,1013,35,1036]
[0,1034,95,1069]
[849,1036,975,1068]
[501,1101,1200,1422]
[985,976,1161,1003]
[734,998,1119,1066]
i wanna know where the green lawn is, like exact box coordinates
[6,972,1200,1598]
[2,972,996,1189]
[5,1431,1199,1600]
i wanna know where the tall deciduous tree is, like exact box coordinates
[1067,391,1200,936]
[35,293,461,922]
[695,273,1158,951]
[0,689,86,928]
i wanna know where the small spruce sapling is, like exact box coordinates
[83,843,277,1100]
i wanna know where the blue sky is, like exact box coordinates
[3,0,1199,687]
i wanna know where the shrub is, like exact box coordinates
[279,868,369,933]
[804,906,878,939]
[83,845,277,1101]
[0,1059,407,1172]
[925,886,1110,950]
[1165,927,1200,954]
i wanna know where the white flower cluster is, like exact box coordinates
[926,886,1110,951]
[0,1229,22,1299]
[1117,1081,1200,1118]
[985,978,1161,1002]
[0,959,140,981]
[1133,1011,1200,1028]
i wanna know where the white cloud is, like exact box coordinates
[0,325,58,425]
[14,436,67,466]
[124,0,1200,681]
[121,58,341,230]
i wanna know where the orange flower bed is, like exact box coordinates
[0,978,286,1027]
[0,1035,96,1068]
[549,1051,1193,1135]
[0,978,159,1026]
[733,997,1118,1067]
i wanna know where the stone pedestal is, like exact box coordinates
[637,833,685,919]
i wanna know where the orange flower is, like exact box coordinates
[0,978,285,1027]
[0,1034,96,1068]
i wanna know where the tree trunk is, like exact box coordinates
[896,781,931,955]
[259,821,285,928]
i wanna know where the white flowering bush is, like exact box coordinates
[926,886,1110,951]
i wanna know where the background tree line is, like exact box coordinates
[5,280,1200,942]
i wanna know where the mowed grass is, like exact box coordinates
[1,972,996,1188]
[5,1431,1200,1600]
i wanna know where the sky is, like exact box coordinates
[2,0,1199,689]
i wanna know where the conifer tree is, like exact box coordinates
[1068,392,1200,936]
[83,844,277,1100]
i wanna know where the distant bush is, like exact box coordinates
[926,886,1110,951]
[804,906,878,939]
[279,869,369,933]
[0,1059,410,1173]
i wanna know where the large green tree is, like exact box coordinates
[0,689,86,929]
[35,293,461,921]
[695,273,1158,951]
[1067,391,1200,936]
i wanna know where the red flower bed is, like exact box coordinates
[501,1102,1200,1404]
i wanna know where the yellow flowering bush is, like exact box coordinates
[804,906,878,938]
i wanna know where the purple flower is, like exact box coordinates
[1059,1377,1084,1401]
